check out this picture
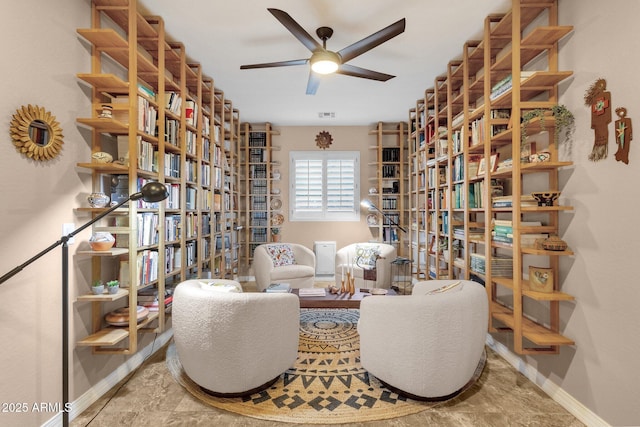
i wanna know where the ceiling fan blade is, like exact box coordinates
[337,18,406,63]
[268,8,321,53]
[306,72,320,95]
[240,59,309,70]
[336,64,395,81]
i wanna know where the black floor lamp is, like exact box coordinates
[361,199,407,245]
[0,181,168,427]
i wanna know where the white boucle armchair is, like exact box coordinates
[334,243,396,289]
[172,279,300,396]
[358,280,488,399]
[252,243,316,292]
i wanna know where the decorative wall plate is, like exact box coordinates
[366,214,379,226]
[271,213,285,226]
[271,198,282,210]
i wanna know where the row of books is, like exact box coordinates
[382,147,401,162]
[470,253,513,277]
[490,72,535,100]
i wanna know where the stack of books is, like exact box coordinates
[492,195,538,208]
[265,283,291,293]
[298,288,326,297]
[138,288,173,312]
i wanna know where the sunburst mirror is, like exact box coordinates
[9,104,64,161]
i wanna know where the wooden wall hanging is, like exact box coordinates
[584,78,611,161]
[614,107,632,164]
[315,131,333,149]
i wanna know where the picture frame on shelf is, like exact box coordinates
[528,266,554,293]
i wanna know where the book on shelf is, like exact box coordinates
[265,282,292,293]
[492,195,538,208]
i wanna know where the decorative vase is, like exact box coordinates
[89,232,115,251]
[88,192,110,208]
[272,169,281,180]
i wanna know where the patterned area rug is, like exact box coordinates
[166,308,485,424]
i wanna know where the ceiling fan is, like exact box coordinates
[240,8,406,95]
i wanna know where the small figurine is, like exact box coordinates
[614,107,632,164]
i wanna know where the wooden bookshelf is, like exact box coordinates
[367,122,409,256]
[74,0,239,355]
[407,0,575,355]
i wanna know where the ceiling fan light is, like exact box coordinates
[310,51,339,74]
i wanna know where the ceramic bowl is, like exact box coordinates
[531,191,561,206]
[89,232,115,251]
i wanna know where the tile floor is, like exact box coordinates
[71,344,584,427]
[71,280,584,426]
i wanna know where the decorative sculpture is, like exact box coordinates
[614,107,632,164]
[584,78,612,161]
[315,131,333,149]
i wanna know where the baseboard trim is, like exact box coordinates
[486,335,610,427]
[43,328,173,427]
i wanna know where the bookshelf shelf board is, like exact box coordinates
[492,277,575,301]
[136,312,159,330]
[77,327,129,347]
[77,288,129,302]
[491,303,574,346]
[77,248,129,257]
[76,117,129,134]
[77,73,129,94]
[76,162,129,174]
[521,247,574,256]
[76,29,158,74]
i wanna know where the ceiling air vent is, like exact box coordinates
[318,112,335,118]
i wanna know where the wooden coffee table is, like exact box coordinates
[292,288,396,309]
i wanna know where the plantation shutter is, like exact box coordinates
[290,151,360,221]
[326,158,356,213]
[293,158,323,212]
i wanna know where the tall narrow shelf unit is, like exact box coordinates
[367,122,409,257]
[408,0,575,355]
[75,0,239,354]
[240,123,281,265]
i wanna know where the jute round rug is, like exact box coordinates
[167,308,485,424]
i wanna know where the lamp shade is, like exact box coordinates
[130,182,169,202]
[360,199,374,209]
[310,50,340,74]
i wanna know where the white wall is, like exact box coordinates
[488,1,640,426]
[0,1,89,426]
[270,125,378,251]
[0,1,158,425]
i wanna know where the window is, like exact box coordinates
[290,151,360,221]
